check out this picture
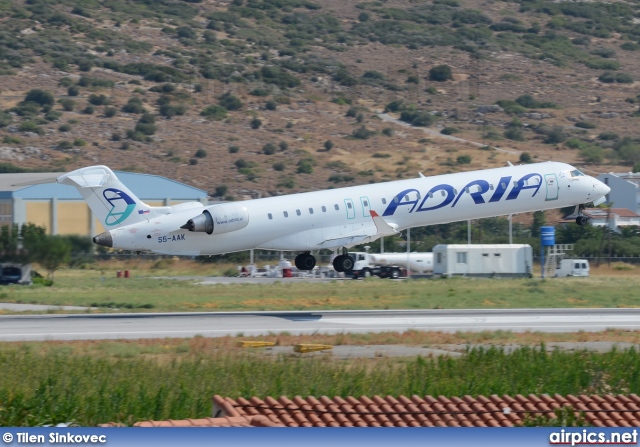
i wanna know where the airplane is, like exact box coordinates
[52,161,609,272]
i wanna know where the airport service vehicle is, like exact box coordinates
[32,161,608,273]
[556,259,590,277]
[350,252,433,279]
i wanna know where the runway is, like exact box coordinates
[1,308,640,341]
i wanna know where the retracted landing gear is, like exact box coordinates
[294,252,316,270]
[332,248,354,273]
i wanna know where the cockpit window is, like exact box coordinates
[570,170,585,177]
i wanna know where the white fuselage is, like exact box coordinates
[109,161,609,256]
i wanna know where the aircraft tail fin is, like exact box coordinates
[56,166,159,229]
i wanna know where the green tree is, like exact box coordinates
[201,105,227,120]
[58,99,75,111]
[262,143,276,155]
[88,94,110,106]
[218,92,243,111]
[24,89,54,106]
[122,97,145,114]
[519,152,532,163]
[504,127,524,141]
[428,65,452,82]
[30,235,71,281]
[352,126,373,139]
[214,185,228,197]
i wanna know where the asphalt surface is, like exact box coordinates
[1,308,640,342]
[0,303,92,311]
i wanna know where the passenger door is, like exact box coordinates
[545,174,559,201]
[344,198,355,219]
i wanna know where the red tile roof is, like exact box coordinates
[101,394,640,427]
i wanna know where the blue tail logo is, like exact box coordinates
[103,188,136,226]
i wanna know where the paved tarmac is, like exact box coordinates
[1,308,640,342]
[0,303,92,311]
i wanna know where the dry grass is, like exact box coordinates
[4,328,639,360]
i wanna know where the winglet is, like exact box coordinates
[419,172,425,178]
[507,161,514,167]
[370,210,398,236]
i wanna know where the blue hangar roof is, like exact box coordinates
[0,171,207,200]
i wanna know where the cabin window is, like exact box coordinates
[268,213,273,220]
[501,182,506,189]
[456,252,467,264]
[482,253,489,257]
[513,181,518,187]
[347,202,352,209]
[382,198,387,204]
[334,204,339,210]
[363,200,368,207]
[322,206,327,212]
[309,208,314,214]
[436,253,442,264]
[296,209,301,216]
[283,211,288,218]
[441,190,446,197]
[489,184,494,190]
[453,189,458,195]
[394,197,399,203]
[494,253,501,257]
[465,187,470,193]
[429,192,434,198]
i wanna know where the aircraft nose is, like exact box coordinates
[597,179,611,196]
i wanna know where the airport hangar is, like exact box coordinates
[0,171,208,236]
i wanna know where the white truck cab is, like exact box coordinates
[556,259,590,277]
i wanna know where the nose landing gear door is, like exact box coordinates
[545,174,559,201]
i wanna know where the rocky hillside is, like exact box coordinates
[1,0,640,200]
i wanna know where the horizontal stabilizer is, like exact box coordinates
[12,177,58,187]
[61,173,110,188]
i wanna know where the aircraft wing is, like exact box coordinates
[315,211,398,249]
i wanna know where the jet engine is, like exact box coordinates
[181,203,249,235]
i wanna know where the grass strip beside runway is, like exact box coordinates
[1,264,640,313]
[0,340,638,426]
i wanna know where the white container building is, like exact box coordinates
[433,244,533,278]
